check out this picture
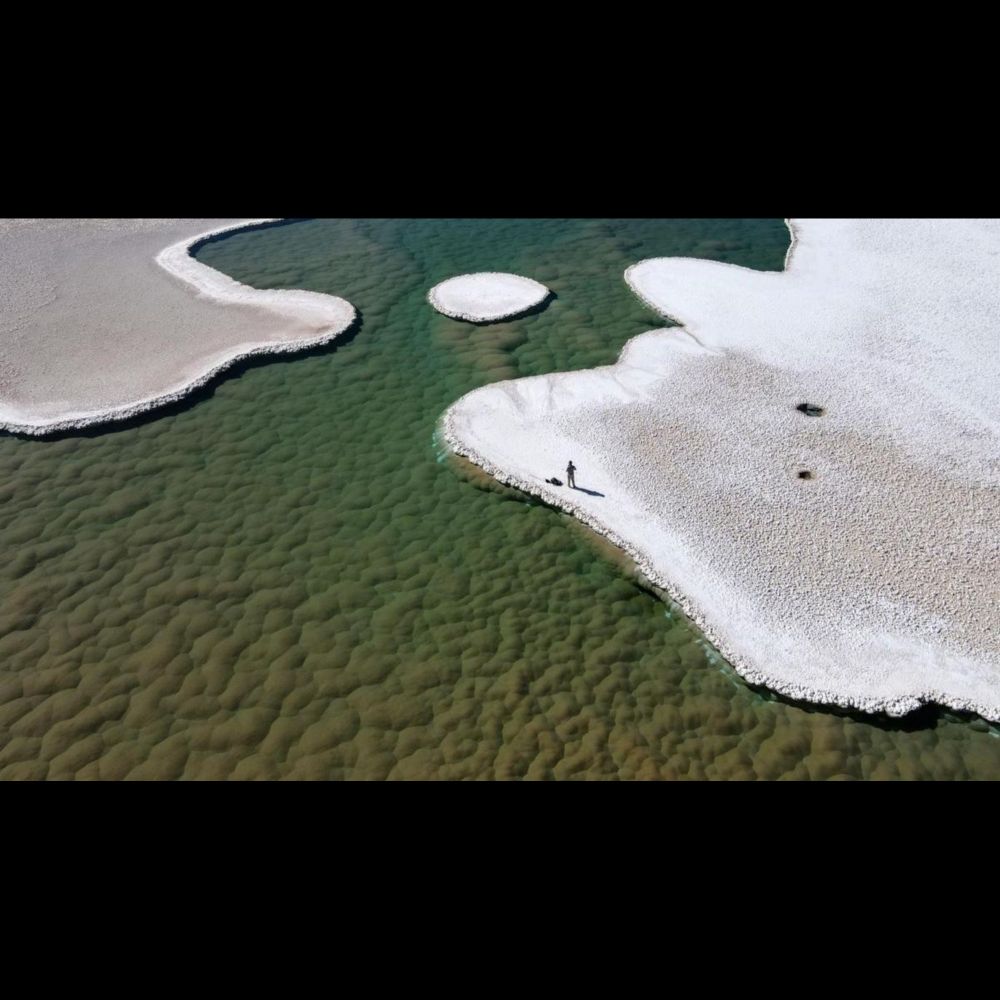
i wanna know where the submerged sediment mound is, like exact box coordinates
[443,219,1000,721]
[0,218,356,435]
[428,272,550,322]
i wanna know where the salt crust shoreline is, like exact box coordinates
[428,272,550,322]
[0,219,356,436]
[443,219,1000,722]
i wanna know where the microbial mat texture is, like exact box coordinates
[1,219,999,779]
[444,219,1000,721]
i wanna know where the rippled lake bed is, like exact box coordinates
[1,218,997,779]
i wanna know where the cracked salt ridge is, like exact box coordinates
[442,219,1000,722]
[428,272,550,322]
[0,218,356,436]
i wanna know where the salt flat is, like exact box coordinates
[428,272,550,322]
[0,219,355,434]
[444,219,1000,720]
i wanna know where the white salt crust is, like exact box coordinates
[0,218,356,435]
[443,219,1000,721]
[428,272,550,322]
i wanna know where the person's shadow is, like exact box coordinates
[572,485,604,497]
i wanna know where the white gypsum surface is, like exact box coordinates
[428,272,550,322]
[0,218,355,434]
[443,219,1000,720]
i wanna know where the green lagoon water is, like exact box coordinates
[1,217,998,779]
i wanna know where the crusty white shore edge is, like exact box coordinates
[443,411,941,720]
[0,219,356,436]
[428,271,551,322]
[621,220,801,332]
[442,219,1000,722]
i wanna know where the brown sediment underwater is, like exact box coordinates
[1,218,998,779]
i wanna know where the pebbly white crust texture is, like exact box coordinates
[428,271,550,322]
[0,218,356,435]
[443,219,1000,721]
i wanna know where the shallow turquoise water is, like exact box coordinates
[0,218,997,779]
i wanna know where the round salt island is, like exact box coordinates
[428,272,550,322]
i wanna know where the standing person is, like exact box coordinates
[566,460,577,489]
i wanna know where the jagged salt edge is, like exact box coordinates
[0,218,357,436]
[441,219,1000,723]
[622,219,799,328]
[441,412,974,720]
[427,272,551,322]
